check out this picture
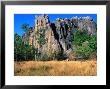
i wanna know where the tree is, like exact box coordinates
[35,29,46,60]
[72,29,97,59]
[14,33,25,61]
[21,23,34,42]
[14,33,36,61]
[21,23,30,33]
[21,23,34,60]
[37,30,46,46]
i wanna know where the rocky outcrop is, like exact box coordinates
[23,14,97,60]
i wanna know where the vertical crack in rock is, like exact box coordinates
[50,23,64,53]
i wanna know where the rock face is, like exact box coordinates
[22,14,97,60]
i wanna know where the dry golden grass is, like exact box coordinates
[14,59,97,76]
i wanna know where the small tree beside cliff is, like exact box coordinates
[73,29,97,59]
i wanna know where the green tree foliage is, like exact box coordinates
[37,30,46,45]
[21,23,30,33]
[14,33,24,61]
[21,23,33,42]
[73,29,97,59]
[14,33,36,61]
[36,29,46,46]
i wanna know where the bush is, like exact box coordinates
[74,42,93,59]
[73,29,89,46]
[73,29,97,59]
[14,33,37,61]
[88,35,97,51]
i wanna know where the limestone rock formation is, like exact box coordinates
[22,14,97,60]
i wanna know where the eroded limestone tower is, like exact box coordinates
[23,14,97,60]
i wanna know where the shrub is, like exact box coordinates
[73,29,89,46]
[74,42,93,59]
[73,29,97,59]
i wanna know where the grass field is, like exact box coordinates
[14,59,97,76]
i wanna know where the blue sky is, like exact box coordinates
[14,14,97,36]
